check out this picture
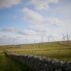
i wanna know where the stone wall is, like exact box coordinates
[5,53,71,71]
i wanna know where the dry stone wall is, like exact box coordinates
[5,53,71,71]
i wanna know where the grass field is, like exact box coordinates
[0,41,71,71]
[6,41,71,61]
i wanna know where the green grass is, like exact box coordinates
[7,41,71,61]
[0,51,33,71]
[0,51,21,71]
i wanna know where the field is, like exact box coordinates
[0,41,71,71]
[6,41,71,61]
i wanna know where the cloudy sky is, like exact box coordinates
[0,0,71,45]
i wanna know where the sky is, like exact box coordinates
[0,0,71,45]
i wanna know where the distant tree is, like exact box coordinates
[62,33,70,42]
[62,34,66,41]
[66,34,70,41]
[47,35,54,42]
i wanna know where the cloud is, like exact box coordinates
[0,0,21,8]
[0,26,66,45]
[0,27,17,32]
[28,0,59,10]
[0,28,25,45]
[0,28,41,45]
[22,7,45,24]
[48,1,71,18]
[21,7,65,42]
[47,17,63,25]
[22,8,48,33]
[22,7,63,26]
[21,7,65,37]
[23,29,37,35]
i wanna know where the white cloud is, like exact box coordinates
[22,8,49,33]
[28,0,59,10]
[48,1,71,18]
[21,7,65,43]
[0,28,25,45]
[22,7,70,35]
[0,27,17,32]
[0,25,69,45]
[0,0,21,8]
[0,28,41,45]
[22,7,65,35]
[23,29,37,35]
[0,27,57,45]
[22,8,45,24]
[22,7,63,26]
[47,17,63,25]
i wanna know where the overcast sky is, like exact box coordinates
[0,0,71,45]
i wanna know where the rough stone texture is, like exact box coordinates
[5,53,71,71]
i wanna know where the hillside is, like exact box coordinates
[5,40,71,61]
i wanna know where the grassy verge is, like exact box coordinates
[0,51,33,71]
